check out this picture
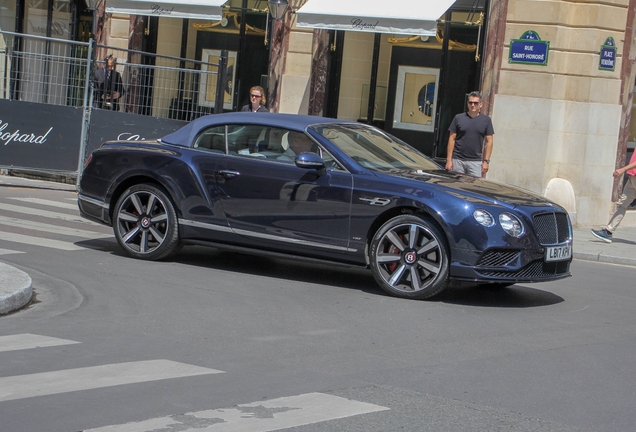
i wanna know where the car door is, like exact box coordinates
[178,125,234,241]
[215,124,354,254]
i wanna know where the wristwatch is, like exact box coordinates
[483,159,490,163]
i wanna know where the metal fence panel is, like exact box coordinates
[0,30,222,178]
[94,44,220,121]
[0,31,91,107]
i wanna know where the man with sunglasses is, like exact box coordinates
[446,91,494,177]
[240,86,268,112]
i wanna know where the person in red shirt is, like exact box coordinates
[591,152,636,243]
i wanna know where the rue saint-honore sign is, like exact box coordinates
[509,30,549,66]
[599,37,616,71]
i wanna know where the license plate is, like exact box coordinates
[545,244,572,262]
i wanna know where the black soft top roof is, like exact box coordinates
[161,112,343,147]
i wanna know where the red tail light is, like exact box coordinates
[83,154,93,169]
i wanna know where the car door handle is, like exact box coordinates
[219,170,240,179]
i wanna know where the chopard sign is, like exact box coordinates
[0,121,53,146]
[117,133,147,141]
[351,18,380,30]
[151,4,175,15]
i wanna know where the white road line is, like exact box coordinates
[0,215,111,239]
[0,248,24,255]
[0,232,88,250]
[85,392,389,432]
[0,334,80,353]
[8,197,78,210]
[0,203,87,223]
[0,360,224,402]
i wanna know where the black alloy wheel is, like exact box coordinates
[370,214,449,299]
[113,184,181,260]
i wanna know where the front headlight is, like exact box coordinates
[473,209,495,227]
[499,213,524,237]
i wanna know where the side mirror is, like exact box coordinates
[295,152,326,174]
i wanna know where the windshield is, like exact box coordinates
[310,124,441,172]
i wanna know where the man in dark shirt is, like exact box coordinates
[446,91,494,177]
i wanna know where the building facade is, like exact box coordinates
[2,0,635,226]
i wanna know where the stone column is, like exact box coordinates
[308,29,330,116]
[124,16,145,113]
[93,0,109,60]
[267,14,292,113]
[480,0,509,117]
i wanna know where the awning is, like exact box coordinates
[295,0,457,36]
[106,0,227,20]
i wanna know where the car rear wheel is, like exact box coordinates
[113,184,180,260]
[370,215,449,299]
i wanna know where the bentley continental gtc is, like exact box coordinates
[78,113,572,299]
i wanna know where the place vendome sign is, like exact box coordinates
[509,30,550,66]
[599,37,616,71]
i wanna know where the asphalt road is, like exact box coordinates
[1,184,635,432]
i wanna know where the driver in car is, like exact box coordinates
[278,132,317,162]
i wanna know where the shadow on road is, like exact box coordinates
[76,239,565,306]
[165,245,382,297]
[433,283,564,308]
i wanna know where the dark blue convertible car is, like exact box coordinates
[78,113,572,299]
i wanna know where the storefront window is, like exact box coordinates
[338,32,391,124]
[393,66,439,133]
[0,0,17,33]
[435,11,481,158]
[327,5,484,158]
[18,0,75,104]
[24,0,72,39]
[191,0,268,111]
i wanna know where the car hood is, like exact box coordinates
[383,169,554,209]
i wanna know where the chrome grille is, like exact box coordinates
[533,212,570,245]
[477,249,520,267]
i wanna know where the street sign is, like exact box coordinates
[599,37,616,71]
[509,30,550,66]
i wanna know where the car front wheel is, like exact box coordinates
[370,215,449,299]
[113,184,180,260]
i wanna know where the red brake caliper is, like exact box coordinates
[386,234,404,272]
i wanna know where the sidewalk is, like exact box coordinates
[572,226,636,267]
[0,174,635,314]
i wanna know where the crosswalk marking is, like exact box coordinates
[0,202,87,223]
[85,392,390,432]
[0,215,111,239]
[0,360,224,402]
[0,231,87,250]
[0,247,24,255]
[8,197,79,210]
[0,333,388,431]
[0,334,80,353]
[0,197,111,253]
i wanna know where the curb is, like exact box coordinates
[0,262,33,315]
[573,252,636,267]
